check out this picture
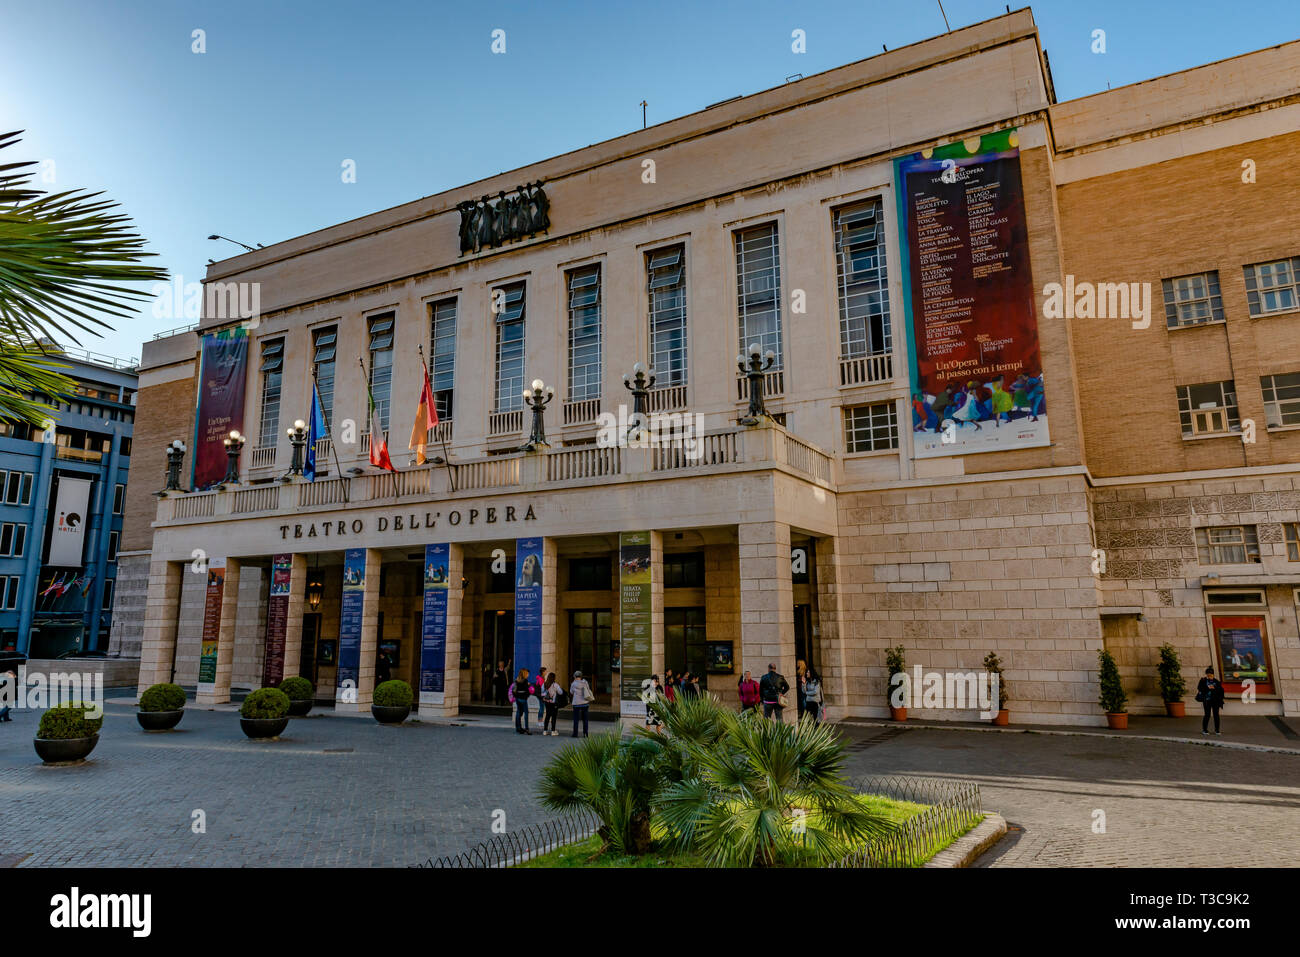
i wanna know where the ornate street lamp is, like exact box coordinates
[218,430,245,487]
[737,341,776,425]
[283,419,308,482]
[159,439,187,495]
[622,362,656,439]
[306,579,324,610]
[519,379,554,452]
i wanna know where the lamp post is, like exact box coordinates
[622,362,656,439]
[737,341,776,424]
[284,419,308,482]
[519,378,554,451]
[160,439,187,495]
[219,430,245,487]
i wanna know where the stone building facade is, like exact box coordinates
[121,9,1300,725]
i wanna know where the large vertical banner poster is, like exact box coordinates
[895,128,1049,458]
[198,561,226,691]
[47,476,92,566]
[419,543,450,701]
[619,532,652,716]
[193,327,249,489]
[337,548,366,697]
[514,538,543,677]
[262,554,292,687]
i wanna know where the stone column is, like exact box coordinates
[540,537,558,677]
[137,559,183,694]
[739,521,796,722]
[814,536,850,721]
[434,543,465,718]
[281,554,308,680]
[197,559,241,706]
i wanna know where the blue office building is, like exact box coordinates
[0,348,137,657]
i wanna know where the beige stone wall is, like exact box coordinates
[835,473,1103,725]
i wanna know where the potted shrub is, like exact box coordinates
[885,645,907,721]
[1098,649,1128,729]
[372,679,413,725]
[34,701,103,764]
[279,676,314,717]
[983,651,1010,726]
[1157,644,1186,718]
[239,687,290,739]
[137,682,186,731]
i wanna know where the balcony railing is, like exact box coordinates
[55,447,104,463]
[489,409,524,436]
[648,384,688,413]
[736,370,784,403]
[250,445,277,469]
[158,422,835,524]
[839,352,893,387]
[562,397,600,426]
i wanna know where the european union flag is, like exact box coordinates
[305,382,326,482]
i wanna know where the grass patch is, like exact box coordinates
[520,794,980,868]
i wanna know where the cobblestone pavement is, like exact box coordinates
[841,725,1300,867]
[5,697,1299,867]
[0,697,577,867]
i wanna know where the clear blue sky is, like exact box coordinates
[5,0,1298,362]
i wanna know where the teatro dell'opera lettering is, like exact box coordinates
[279,503,538,540]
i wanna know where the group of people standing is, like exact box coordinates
[912,372,1044,434]
[736,660,823,723]
[507,666,596,737]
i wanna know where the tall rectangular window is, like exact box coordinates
[112,483,125,514]
[311,326,338,427]
[1261,372,1300,429]
[494,282,526,412]
[567,264,602,401]
[367,313,395,432]
[1161,271,1224,328]
[1177,381,1239,437]
[647,245,687,386]
[1244,257,1300,316]
[833,199,891,358]
[257,338,284,448]
[107,530,119,562]
[1,576,18,610]
[102,579,114,611]
[734,223,782,368]
[844,402,899,453]
[429,298,457,422]
[1286,523,1300,561]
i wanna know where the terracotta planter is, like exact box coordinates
[34,733,99,764]
[1105,712,1128,730]
[889,706,907,722]
[1165,700,1185,718]
[287,699,313,717]
[240,716,289,739]
[992,709,1009,726]
[136,709,184,732]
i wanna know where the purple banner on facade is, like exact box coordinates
[514,538,543,677]
[193,327,249,489]
[420,543,449,694]
[337,548,366,695]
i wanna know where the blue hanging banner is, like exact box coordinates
[337,548,366,699]
[420,543,450,698]
[514,537,544,676]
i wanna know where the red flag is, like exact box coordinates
[366,376,396,473]
[409,359,438,465]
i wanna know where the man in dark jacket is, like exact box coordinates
[1197,667,1226,735]
[758,663,789,721]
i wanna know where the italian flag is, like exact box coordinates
[408,358,439,465]
[366,377,396,472]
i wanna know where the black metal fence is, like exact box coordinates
[415,810,600,868]
[832,775,984,868]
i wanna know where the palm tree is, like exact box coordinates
[654,702,896,867]
[537,731,660,855]
[0,130,167,425]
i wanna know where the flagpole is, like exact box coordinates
[418,344,456,492]
[313,368,349,502]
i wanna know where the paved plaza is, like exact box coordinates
[2,694,1298,867]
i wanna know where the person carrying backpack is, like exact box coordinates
[1196,666,1226,735]
[758,663,789,721]
[541,671,565,736]
[512,668,534,735]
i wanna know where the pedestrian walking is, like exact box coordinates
[536,666,549,724]
[759,663,789,721]
[492,661,509,706]
[737,670,760,712]
[796,659,807,720]
[512,668,534,735]
[541,671,564,736]
[1196,666,1225,735]
[803,667,824,725]
[570,670,594,737]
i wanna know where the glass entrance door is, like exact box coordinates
[570,609,612,702]
[480,610,515,703]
